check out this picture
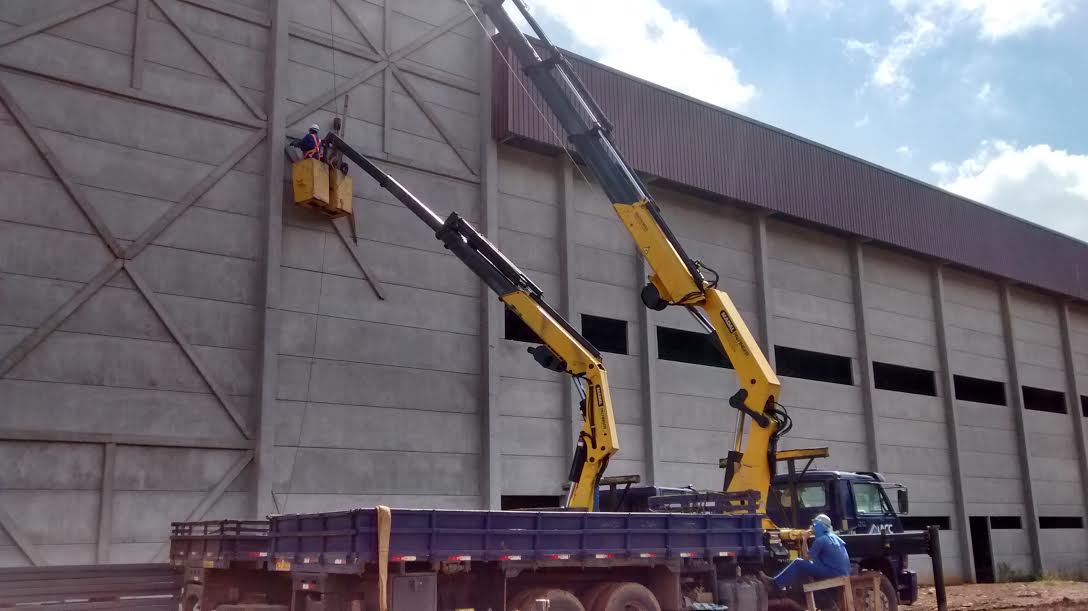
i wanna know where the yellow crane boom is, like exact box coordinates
[481,0,814,514]
[318,132,618,511]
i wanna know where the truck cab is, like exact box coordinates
[768,470,906,536]
[769,470,918,607]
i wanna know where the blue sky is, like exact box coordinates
[513,0,1088,242]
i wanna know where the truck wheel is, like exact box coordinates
[592,582,660,611]
[580,583,618,611]
[857,575,897,611]
[510,587,586,611]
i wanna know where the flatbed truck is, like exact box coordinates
[169,475,945,611]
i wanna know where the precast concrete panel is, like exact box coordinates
[1,0,1085,573]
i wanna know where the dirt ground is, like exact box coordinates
[913,581,1088,611]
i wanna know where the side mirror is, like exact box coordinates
[897,489,909,515]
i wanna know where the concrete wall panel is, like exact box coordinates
[869,336,939,370]
[874,391,944,422]
[502,455,565,495]
[773,316,859,357]
[865,281,935,321]
[0,379,242,437]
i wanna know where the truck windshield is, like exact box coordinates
[770,481,827,510]
[852,482,892,514]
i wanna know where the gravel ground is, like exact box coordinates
[912,582,1088,611]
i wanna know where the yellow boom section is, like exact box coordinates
[502,291,618,510]
[614,200,781,512]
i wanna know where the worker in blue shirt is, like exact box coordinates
[763,514,851,590]
[295,124,323,160]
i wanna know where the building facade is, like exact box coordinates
[0,0,1085,584]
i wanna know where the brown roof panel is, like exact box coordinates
[492,41,1088,301]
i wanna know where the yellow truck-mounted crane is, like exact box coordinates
[299,132,619,512]
[481,0,827,517]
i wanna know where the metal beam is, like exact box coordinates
[1057,302,1088,548]
[0,259,123,378]
[389,64,477,176]
[0,428,254,450]
[0,505,44,567]
[638,257,662,485]
[125,263,253,439]
[123,127,266,260]
[255,0,289,519]
[177,0,269,26]
[387,9,477,64]
[151,0,266,121]
[0,63,265,129]
[932,264,976,581]
[752,211,775,364]
[557,156,579,471]
[131,0,148,90]
[96,443,116,564]
[1000,284,1044,575]
[850,241,879,471]
[331,216,385,300]
[478,24,502,510]
[0,79,125,258]
[334,0,382,55]
[151,450,254,561]
[285,60,388,127]
[288,23,478,94]
[0,0,117,49]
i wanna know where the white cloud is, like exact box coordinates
[769,0,841,18]
[872,14,940,101]
[770,0,791,15]
[976,81,993,103]
[896,144,915,158]
[930,160,953,176]
[939,140,1088,241]
[863,0,1071,101]
[518,0,757,109]
[853,114,870,128]
[844,38,878,57]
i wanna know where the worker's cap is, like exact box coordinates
[309,123,320,133]
[813,514,832,529]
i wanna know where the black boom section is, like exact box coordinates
[323,133,599,360]
[481,0,705,286]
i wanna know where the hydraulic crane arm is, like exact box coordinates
[324,133,618,511]
[481,0,785,512]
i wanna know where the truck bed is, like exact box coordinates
[171,508,764,572]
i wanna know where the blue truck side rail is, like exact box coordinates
[170,520,270,568]
[268,508,764,569]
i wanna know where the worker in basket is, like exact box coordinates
[762,514,851,591]
[294,123,323,160]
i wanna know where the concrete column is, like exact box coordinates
[95,442,116,564]
[478,24,502,510]
[1057,303,1088,539]
[637,256,661,485]
[999,284,1044,574]
[557,156,581,467]
[850,241,879,471]
[254,0,288,518]
[932,264,976,581]
[752,212,775,364]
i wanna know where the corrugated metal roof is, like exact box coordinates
[492,41,1088,302]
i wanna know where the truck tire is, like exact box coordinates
[856,575,897,611]
[592,582,661,611]
[579,582,619,611]
[509,587,586,611]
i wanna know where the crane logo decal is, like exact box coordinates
[719,311,737,334]
[866,523,895,535]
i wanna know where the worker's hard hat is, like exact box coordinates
[813,514,832,529]
[309,123,320,133]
